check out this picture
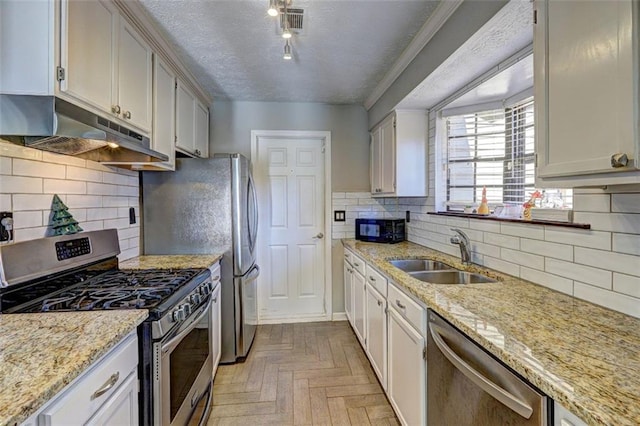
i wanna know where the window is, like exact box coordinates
[444,98,572,212]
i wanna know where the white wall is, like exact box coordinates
[210,100,370,191]
[0,141,140,260]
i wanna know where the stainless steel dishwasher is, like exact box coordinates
[427,311,549,425]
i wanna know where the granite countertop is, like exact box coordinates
[119,254,223,270]
[343,240,640,426]
[0,310,147,426]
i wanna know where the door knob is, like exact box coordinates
[313,232,324,239]
[611,153,629,168]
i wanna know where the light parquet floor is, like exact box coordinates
[207,321,399,426]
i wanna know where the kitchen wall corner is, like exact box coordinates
[0,140,141,261]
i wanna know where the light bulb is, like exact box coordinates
[283,42,292,60]
[282,27,292,39]
[107,142,119,149]
[267,0,278,16]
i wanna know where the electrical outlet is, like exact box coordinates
[334,210,346,222]
[406,210,410,223]
[0,212,14,242]
[129,207,136,225]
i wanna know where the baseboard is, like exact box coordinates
[332,312,347,321]
[258,314,332,324]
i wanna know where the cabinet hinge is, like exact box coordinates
[423,347,427,360]
[56,66,66,82]
[393,119,396,129]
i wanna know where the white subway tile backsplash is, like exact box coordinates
[103,172,131,186]
[573,193,610,212]
[118,227,139,240]
[1,176,43,193]
[469,219,501,233]
[520,267,573,295]
[544,227,611,250]
[119,247,140,261]
[346,192,371,199]
[574,247,640,278]
[87,182,119,196]
[13,159,65,179]
[574,282,640,319]
[520,238,573,261]
[103,196,131,208]
[104,218,131,229]
[81,220,107,232]
[470,241,501,258]
[332,192,346,199]
[0,142,42,160]
[14,226,48,242]
[545,258,612,289]
[0,194,11,211]
[611,194,640,213]
[612,233,640,256]
[483,256,520,277]
[67,166,103,182]
[13,194,58,210]
[66,195,103,209]
[500,223,544,240]
[0,157,12,175]
[87,208,119,221]
[43,179,87,194]
[484,232,520,250]
[501,248,544,271]
[13,211,45,229]
[41,151,87,167]
[573,212,640,234]
[613,273,640,299]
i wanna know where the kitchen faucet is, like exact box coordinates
[450,228,471,265]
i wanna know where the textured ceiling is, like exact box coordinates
[139,0,440,104]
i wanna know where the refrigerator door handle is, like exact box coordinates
[246,264,260,281]
[248,172,259,254]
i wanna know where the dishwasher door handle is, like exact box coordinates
[429,324,534,419]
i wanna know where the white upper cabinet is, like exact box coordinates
[370,110,428,197]
[534,0,640,187]
[60,0,116,114]
[117,19,152,132]
[176,80,209,158]
[149,56,177,170]
[60,0,152,134]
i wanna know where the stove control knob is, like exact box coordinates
[172,307,186,322]
[183,303,192,316]
[190,294,201,305]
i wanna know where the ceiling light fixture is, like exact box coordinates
[283,41,292,60]
[267,0,278,17]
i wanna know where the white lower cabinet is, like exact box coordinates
[343,251,427,426]
[387,304,426,426]
[554,402,587,426]
[365,282,387,390]
[32,331,139,425]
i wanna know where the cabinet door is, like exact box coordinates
[535,0,637,179]
[554,402,587,426]
[343,261,353,324]
[352,270,366,345]
[60,0,116,113]
[176,80,196,154]
[152,57,176,170]
[194,99,209,158]
[370,130,382,194]
[117,20,152,133]
[379,115,396,194]
[388,307,426,426]
[86,371,138,426]
[365,283,387,390]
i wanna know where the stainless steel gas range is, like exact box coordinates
[0,229,217,426]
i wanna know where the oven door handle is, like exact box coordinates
[162,297,212,354]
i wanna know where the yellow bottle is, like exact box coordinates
[477,187,490,215]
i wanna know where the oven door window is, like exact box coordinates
[169,315,211,422]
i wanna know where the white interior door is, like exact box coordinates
[253,131,329,322]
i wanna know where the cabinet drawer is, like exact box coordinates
[366,264,388,297]
[344,249,353,266]
[351,254,366,276]
[388,283,426,334]
[39,332,138,425]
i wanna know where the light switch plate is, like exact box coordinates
[334,210,346,222]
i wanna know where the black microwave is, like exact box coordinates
[355,218,405,244]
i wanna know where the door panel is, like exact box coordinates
[255,134,326,320]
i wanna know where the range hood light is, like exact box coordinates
[107,142,119,149]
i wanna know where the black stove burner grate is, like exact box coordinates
[4,268,206,314]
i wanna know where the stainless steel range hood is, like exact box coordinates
[0,95,168,163]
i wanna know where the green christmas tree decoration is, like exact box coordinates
[50,194,83,236]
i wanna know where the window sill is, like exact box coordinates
[428,211,590,229]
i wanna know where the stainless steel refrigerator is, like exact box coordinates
[142,153,259,363]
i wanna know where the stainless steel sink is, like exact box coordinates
[389,259,453,272]
[409,271,497,285]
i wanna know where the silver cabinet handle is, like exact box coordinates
[611,153,629,168]
[111,105,121,114]
[377,300,382,307]
[395,300,406,309]
[429,324,534,419]
[369,276,376,282]
[354,262,360,267]
[123,110,131,119]
[91,372,120,400]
